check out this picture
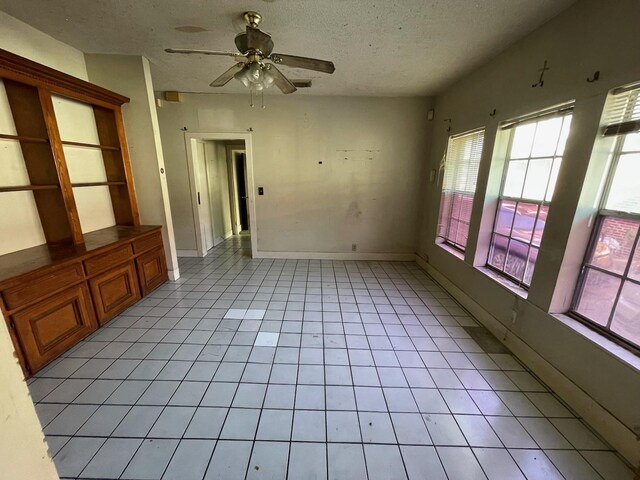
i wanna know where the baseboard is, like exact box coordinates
[167,267,180,281]
[176,249,199,257]
[254,250,417,261]
[415,253,639,466]
[224,230,233,240]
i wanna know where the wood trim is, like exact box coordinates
[61,140,121,151]
[38,88,84,245]
[0,133,48,143]
[0,48,129,107]
[0,185,59,193]
[114,106,140,225]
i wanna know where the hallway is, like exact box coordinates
[29,235,632,479]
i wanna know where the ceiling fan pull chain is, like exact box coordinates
[250,88,254,108]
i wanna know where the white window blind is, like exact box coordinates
[602,83,640,136]
[437,129,485,250]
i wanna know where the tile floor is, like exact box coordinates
[29,235,635,479]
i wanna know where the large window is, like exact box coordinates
[573,84,640,349]
[487,109,573,286]
[437,129,484,251]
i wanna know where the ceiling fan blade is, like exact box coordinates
[269,53,335,74]
[265,65,297,94]
[246,26,274,55]
[165,48,247,61]
[210,63,246,87]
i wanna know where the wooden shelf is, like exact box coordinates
[61,140,120,151]
[72,181,126,188]
[0,184,59,193]
[0,133,48,144]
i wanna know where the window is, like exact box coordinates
[487,108,573,286]
[437,129,485,251]
[573,84,640,349]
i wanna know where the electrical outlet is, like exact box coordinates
[352,243,357,252]
[511,309,518,325]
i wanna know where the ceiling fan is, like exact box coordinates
[165,11,335,94]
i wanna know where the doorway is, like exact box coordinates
[185,133,257,257]
[236,152,249,232]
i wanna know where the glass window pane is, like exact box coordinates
[604,153,640,214]
[438,194,453,237]
[503,160,527,198]
[505,240,528,281]
[510,123,536,159]
[575,268,621,326]
[489,234,509,270]
[587,217,639,275]
[545,157,562,202]
[610,281,640,347]
[455,221,469,249]
[522,158,553,200]
[523,247,539,286]
[532,205,548,247]
[622,131,640,153]
[451,193,464,220]
[512,202,539,243]
[531,117,562,157]
[455,193,474,224]
[447,219,459,245]
[629,242,640,282]
[495,200,516,236]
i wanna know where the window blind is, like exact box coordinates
[602,83,640,136]
[441,130,485,195]
[499,103,574,130]
[437,129,485,249]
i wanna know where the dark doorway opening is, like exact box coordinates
[236,153,249,231]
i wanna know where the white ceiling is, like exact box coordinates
[0,0,576,96]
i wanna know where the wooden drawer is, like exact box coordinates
[90,261,140,325]
[2,263,84,311]
[136,247,168,296]
[12,283,97,374]
[132,231,162,254]
[84,243,133,276]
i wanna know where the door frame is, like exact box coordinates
[184,132,257,257]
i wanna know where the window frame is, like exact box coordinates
[436,128,485,253]
[570,115,640,351]
[486,110,573,288]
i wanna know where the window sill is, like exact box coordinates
[475,265,529,300]
[436,242,465,261]
[552,313,640,372]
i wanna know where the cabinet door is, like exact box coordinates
[12,284,97,374]
[89,261,141,325]
[136,247,168,296]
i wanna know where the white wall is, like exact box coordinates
[85,54,180,280]
[157,94,432,255]
[418,0,640,464]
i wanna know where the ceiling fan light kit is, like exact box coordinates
[165,10,335,102]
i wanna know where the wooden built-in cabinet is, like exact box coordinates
[0,50,168,377]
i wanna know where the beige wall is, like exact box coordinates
[0,12,118,255]
[157,94,432,255]
[84,54,180,279]
[418,0,640,463]
[0,313,59,479]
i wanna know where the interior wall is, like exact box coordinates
[84,54,180,280]
[204,141,233,244]
[0,11,116,255]
[418,0,640,463]
[157,94,432,254]
[0,311,59,479]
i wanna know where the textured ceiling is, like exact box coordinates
[0,0,576,96]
